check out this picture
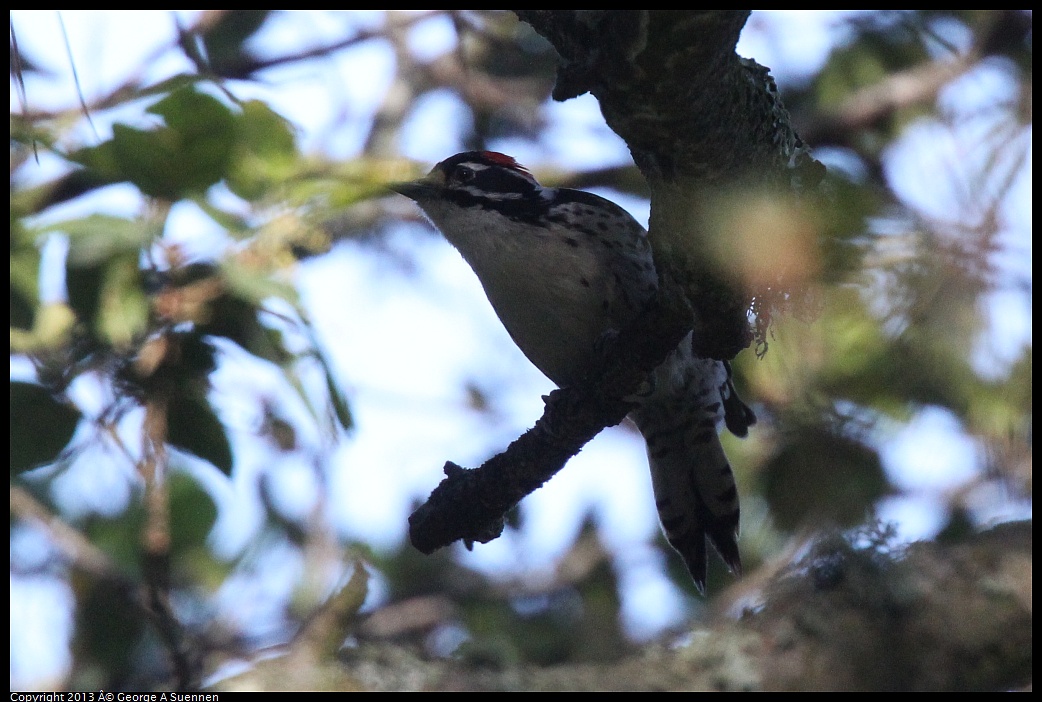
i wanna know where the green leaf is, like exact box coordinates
[144,88,237,192]
[239,100,297,160]
[227,100,299,201]
[10,303,77,354]
[70,87,238,199]
[324,361,353,432]
[10,381,82,474]
[108,123,185,198]
[10,223,41,331]
[167,392,234,476]
[65,258,105,338]
[51,214,154,267]
[763,423,888,532]
[168,471,219,554]
[135,73,202,98]
[282,317,353,434]
[66,250,148,348]
[202,10,272,77]
[221,257,300,307]
[10,283,36,332]
[67,139,124,185]
[98,256,149,349]
[199,293,291,366]
[196,261,300,365]
[191,196,253,239]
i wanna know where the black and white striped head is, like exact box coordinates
[390,151,557,221]
[390,151,646,237]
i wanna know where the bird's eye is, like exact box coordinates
[453,166,476,184]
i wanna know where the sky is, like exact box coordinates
[10,10,1032,689]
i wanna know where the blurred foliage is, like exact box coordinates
[9,9,1031,691]
[10,380,82,474]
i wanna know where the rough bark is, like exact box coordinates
[409,10,822,561]
[517,10,823,358]
[215,522,1033,691]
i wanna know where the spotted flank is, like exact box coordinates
[391,151,756,592]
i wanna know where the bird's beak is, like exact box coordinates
[388,171,446,201]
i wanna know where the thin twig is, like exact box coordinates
[56,11,98,139]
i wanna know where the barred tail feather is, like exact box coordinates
[640,419,742,594]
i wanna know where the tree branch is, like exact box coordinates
[410,290,690,552]
[219,522,1032,691]
[410,10,820,557]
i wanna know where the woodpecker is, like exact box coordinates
[391,151,755,593]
